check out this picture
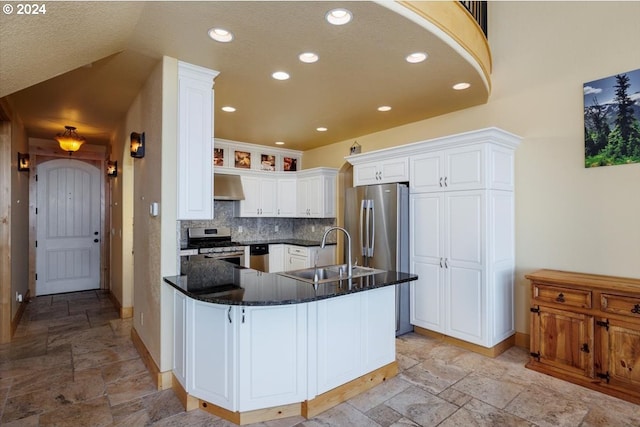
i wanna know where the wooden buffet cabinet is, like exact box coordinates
[525,269,640,404]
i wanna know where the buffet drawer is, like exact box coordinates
[532,283,592,309]
[601,294,640,319]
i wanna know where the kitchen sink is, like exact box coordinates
[278,264,384,284]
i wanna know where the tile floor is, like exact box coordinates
[1,290,638,426]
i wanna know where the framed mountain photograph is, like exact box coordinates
[583,68,640,167]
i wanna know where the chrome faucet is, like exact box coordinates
[321,226,352,278]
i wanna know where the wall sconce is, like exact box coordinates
[17,152,30,171]
[106,160,118,177]
[130,132,145,158]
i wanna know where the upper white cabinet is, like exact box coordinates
[353,157,409,186]
[239,173,277,217]
[177,61,219,220]
[276,176,297,217]
[296,168,336,218]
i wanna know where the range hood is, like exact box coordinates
[214,173,245,201]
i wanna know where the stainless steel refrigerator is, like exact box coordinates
[344,183,412,336]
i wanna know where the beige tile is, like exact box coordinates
[73,342,140,371]
[347,376,412,413]
[580,401,640,427]
[364,403,404,426]
[389,417,420,427]
[395,353,420,372]
[0,345,72,381]
[7,365,74,397]
[106,371,157,407]
[299,402,380,426]
[38,395,112,427]
[439,398,534,427]
[71,333,135,357]
[150,409,224,426]
[0,334,48,362]
[504,383,590,427]
[452,373,524,409]
[109,318,133,337]
[47,323,114,350]
[399,358,468,394]
[385,385,458,426]
[0,413,40,426]
[101,357,147,384]
[438,387,473,407]
[110,389,184,424]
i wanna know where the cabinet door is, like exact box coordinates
[239,175,261,217]
[305,176,323,217]
[446,146,484,191]
[177,63,215,220]
[268,244,285,273]
[277,177,297,217]
[353,163,380,186]
[531,306,594,378]
[410,152,443,193]
[259,177,277,216]
[380,158,409,184]
[238,305,307,411]
[409,193,445,332]
[173,290,187,388]
[599,318,640,390]
[188,300,235,409]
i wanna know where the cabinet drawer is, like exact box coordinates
[287,246,308,257]
[601,294,640,319]
[533,283,592,309]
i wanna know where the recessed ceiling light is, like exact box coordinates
[272,71,290,81]
[275,141,285,145]
[453,82,471,90]
[377,106,392,112]
[299,52,319,64]
[208,28,234,43]
[326,8,352,25]
[316,127,328,132]
[406,52,428,63]
[221,106,236,112]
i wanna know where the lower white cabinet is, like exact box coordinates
[238,304,307,410]
[267,244,285,272]
[188,299,235,409]
[316,287,395,394]
[285,245,335,271]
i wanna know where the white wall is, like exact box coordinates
[305,1,640,335]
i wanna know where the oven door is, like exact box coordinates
[205,252,245,266]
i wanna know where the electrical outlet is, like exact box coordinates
[275,225,279,232]
[238,226,243,233]
[312,225,315,232]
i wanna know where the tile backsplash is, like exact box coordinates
[180,201,336,244]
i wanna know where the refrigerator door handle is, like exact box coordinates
[364,200,371,258]
[368,201,375,257]
[360,199,366,256]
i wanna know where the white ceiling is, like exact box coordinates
[0,1,488,151]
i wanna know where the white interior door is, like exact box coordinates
[36,159,101,295]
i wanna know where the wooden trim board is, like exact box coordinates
[302,361,398,419]
[130,326,172,390]
[514,332,530,349]
[10,289,30,337]
[200,400,300,425]
[414,326,515,358]
[171,373,199,411]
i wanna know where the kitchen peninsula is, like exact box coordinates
[164,260,417,425]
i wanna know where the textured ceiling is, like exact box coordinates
[0,1,488,151]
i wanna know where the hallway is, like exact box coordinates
[1,291,638,426]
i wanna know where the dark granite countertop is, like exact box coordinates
[237,239,337,247]
[163,259,417,306]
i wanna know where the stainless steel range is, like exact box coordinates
[181,227,247,268]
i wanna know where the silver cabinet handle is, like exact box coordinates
[444,177,448,187]
[439,258,443,268]
[227,306,232,323]
[439,177,443,187]
[242,308,245,323]
[444,258,449,268]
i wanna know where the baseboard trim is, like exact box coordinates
[514,332,530,349]
[10,289,30,337]
[172,373,199,411]
[302,361,398,419]
[107,292,133,319]
[413,327,515,358]
[130,326,172,390]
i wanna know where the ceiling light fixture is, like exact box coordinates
[377,106,392,112]
[55,126,86,154]
[208,28,234,42]
[326,8,352,25]
[275,141,285,145]
[221,106,236,112]
[406,52,428,63]
[316,127,328,132]
[453,82,471,90]
[299,52,319,63]
[272,71,290,81]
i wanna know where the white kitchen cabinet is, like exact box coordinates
[238,174,277,217]
[276,176,297,217]
[268,244,285,273]
[173,290,187,388]
[238,304,307,410]
[408,130,520,349]
[177,61,219,220]
[296,168,337,218]
[316,286,395,394]
[353,157,409,186]
[285,245,335,271]
[188,299,235,409]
